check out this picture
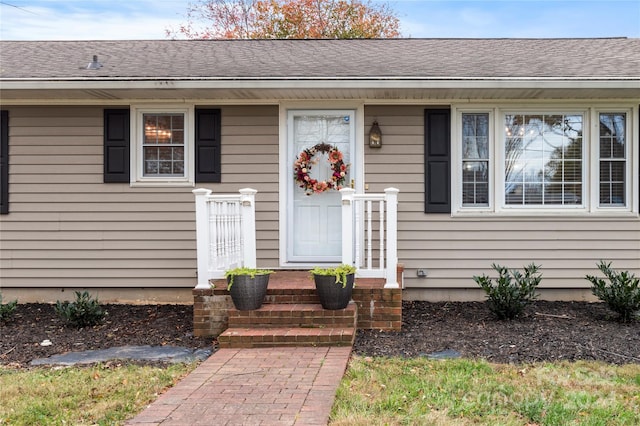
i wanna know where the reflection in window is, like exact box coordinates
[599,113,626,206]
[504,114,583,206]
[143,113,185,177]
[461,113,489,206]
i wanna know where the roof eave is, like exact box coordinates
[1,77,639,91]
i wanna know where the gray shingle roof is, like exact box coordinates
[1,38,639,80]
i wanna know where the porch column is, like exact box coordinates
[193,188,212,289]
[340,188,355,266]
[239,188,258,269]
[384,187,400,289]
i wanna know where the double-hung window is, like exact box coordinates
[455,106,635,215]
[598,112,627,207]
[461,112,491,207]
[132,106,194,185]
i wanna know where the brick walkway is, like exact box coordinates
[126,346,352,425]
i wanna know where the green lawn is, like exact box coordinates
[330,356,640,425]
[0,362,196,425]
[2,357,638,425]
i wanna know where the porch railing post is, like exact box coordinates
[239,188,258,269]
[193,188,213,289]
[384,187,400,288]
[340,188,355,266]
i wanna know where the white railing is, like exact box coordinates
[192,188,257,289]
[340,187,400,288]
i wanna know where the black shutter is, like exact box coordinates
[103,109,130,182]
[0,110,8,214]
[195,108,221,183]
[424,108,451,213]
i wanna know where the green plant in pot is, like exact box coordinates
[310,264,357,310]
[224,267,273,311]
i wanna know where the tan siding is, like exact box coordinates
[364,105,640,291]
[0,105,280,289]
[2,102,637,298]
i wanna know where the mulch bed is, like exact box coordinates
[354,301,640,365]
[1,301,638,368]
[0,304,212,368]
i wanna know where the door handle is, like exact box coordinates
[350,179,355,189]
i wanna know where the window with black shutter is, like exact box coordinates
[104,107,221,185]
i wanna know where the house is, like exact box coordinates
[1,38,639,304]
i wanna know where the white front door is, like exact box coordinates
[287,110,355,263]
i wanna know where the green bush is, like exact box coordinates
[473,263,541,320]
[54,291,105,328]
[586,261,640,323]
[0,294,18,323]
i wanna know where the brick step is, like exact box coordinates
[196,270,401,339]
[264,288,319,304]
[217,326,356,349]
[228,303,357,328]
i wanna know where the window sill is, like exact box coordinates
[451,210,638,219]
[130,181,195,188]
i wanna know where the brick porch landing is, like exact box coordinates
[193,270,402,341]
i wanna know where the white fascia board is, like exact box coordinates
[1,77,639,91]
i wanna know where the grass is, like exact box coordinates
[0,362,197,425]
[330,356,640,425]
[2,357,638,425]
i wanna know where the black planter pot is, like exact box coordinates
[313,273,354,310]
[227,274,270,310]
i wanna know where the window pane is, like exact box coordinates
[174,147,184,161]
[144,147,158,161]
[461,113,490,206]
[174,159,185,175]
[159,161,172,174]
[144,161,158,175]
[172,130,184,145]
[563,160,582,182]
[504,113,583,206]
[599,113,626,207]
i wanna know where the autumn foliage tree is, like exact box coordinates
[169,0,401,39]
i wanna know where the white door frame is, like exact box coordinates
[278,102,365,267]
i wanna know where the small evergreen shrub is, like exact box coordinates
[0,294,18,323]
[586,261,640,323]
[473,263,542,320]
[54,291,105,328]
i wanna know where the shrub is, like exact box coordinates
[473,263,541,320]
[586,261,640,322]
[54,291,105,328]
[0,294,18,323]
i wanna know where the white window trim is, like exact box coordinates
[452,103,638,217]
[453,107,495,213]
[130,105,195,187]
[590,107,634,213]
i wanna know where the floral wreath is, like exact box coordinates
[294,142,349,195]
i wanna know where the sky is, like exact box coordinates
[0,0,638,40]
